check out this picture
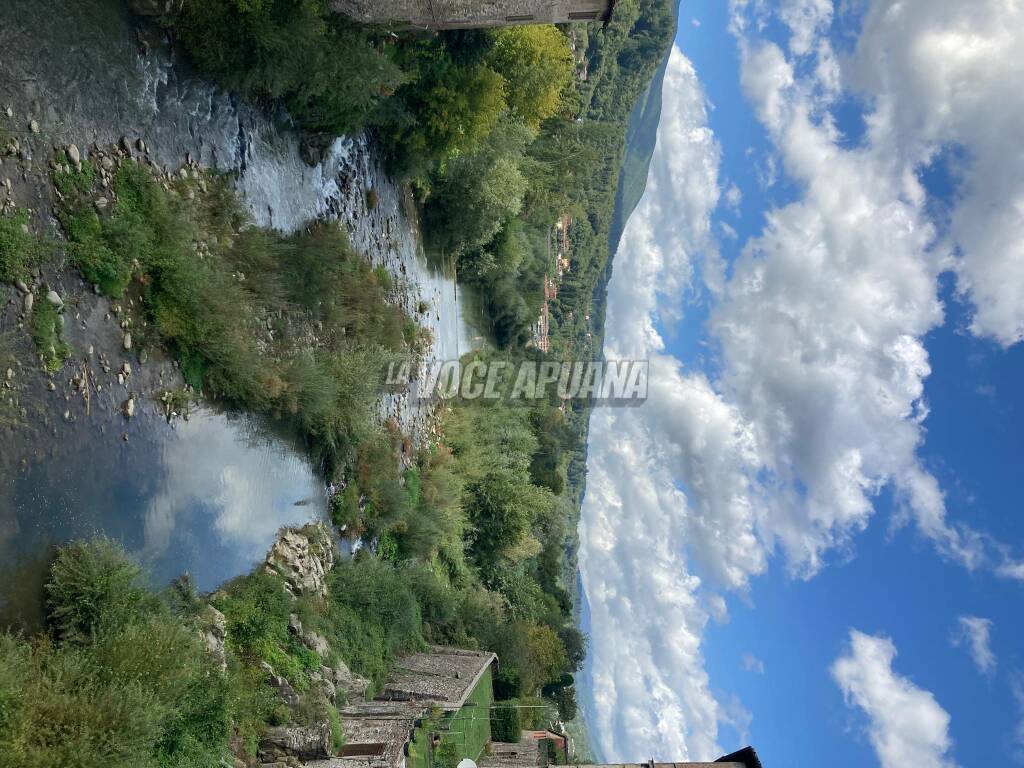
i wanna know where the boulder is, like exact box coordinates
[259,723,331,761]
[66,144,81,169]
[200,605,227,672]
[264,523,334,599]
[325,658,369,703]
[123,332,132,350]
[259,662,300,707]
[123,397,135,418]
[45,290,62,308]
[23,292,33,314]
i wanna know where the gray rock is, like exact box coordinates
[66,144,81,168]
[14,278,28,294]
[22,292,33,314]
[45,290,62,308]
[123,397,135,418]
[264,523,334,599]
[200,605,228,672]
[302,630,331,659]
[123,332,132,351]
[259,723,331,761]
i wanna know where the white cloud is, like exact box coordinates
[691,17,701,28]
[832,630,958,768]
[850,0,1024,346]
[724,183,743,209]
[741,653,765,674]
[580,1,1024,761]
[579,45,731,762]
[779,0,833,56]
[951,616,995,677]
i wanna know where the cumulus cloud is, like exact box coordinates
[850,0,1024,346]
[951,616,996,677]
[832,630,958,768]
[580,0,1024,761]
[741,654,765,674]
[580,45,746,761]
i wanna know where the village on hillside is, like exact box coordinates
[260,640,761,768]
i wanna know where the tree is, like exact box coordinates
[488,26,575,129]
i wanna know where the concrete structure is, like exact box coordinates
[334,1,616,30]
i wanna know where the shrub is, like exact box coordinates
[31,299,71,374]
[490,701,521,743]
[45,538,157,643]
[0,209,43,282]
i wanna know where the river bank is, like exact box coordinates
[0,0,486,622]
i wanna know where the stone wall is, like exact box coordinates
[333,0,614,29]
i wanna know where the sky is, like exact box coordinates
[577,1,1024,767]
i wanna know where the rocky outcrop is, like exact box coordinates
[264,523,334,599]
[200,605,228,672]
[325,659,369,704]
[260,661,300,708]
[259,722,331,762]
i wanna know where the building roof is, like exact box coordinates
[376,646,497,712]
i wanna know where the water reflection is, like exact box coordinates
[0,407,326,613]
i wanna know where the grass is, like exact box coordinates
[30,299,70,374]
[51,152,419,473]
[408,667,494,768]
[0,208,45,282]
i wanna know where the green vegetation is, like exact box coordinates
[53,155,414,471]
[490,700,522,743]
[408,668,494,768]
[31,298,70,374]
[0,540,235,768]
[0,208,45,283]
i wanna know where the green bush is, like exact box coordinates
[31,299,71,374]
[0,209,43,282]
[490,701,521,743]
[46,538,157,643]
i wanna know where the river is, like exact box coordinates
[0,0,482,624]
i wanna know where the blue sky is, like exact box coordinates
[578,2,1024,767]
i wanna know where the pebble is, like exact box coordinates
[47,381,56,391]
[5,368,12,381]
[4,106,12,118]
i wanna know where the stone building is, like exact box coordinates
[333,1,617,29]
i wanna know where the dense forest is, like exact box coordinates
[0,1,677,765]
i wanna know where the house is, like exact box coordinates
[323,647,498,768]
[333,1,617,30]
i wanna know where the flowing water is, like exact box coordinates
[0,0,482,619]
